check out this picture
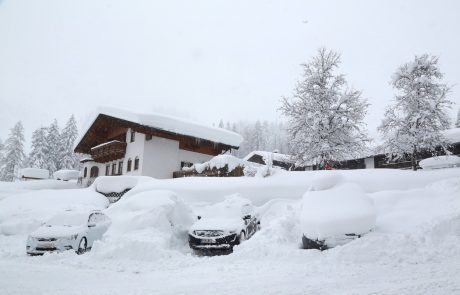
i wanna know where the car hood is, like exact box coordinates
[190,217,245,233]
[30,225,85,239]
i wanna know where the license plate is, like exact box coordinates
[202,239,215,244]
[39,242,54,248]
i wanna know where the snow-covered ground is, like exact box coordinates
[0,169,460,294]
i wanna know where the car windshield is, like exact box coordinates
[45,212,89,227]
[198,195,253,219]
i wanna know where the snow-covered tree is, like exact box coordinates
[0,138,5,176]
[0,122,25,181]
[456,108,460,128]
[280,48,369,167]
[218,119,224,128]
[378,54,452,170]
[45,119,61,174]
[28,127,48,169]
[59,115,79,170]
[252,120,266,151]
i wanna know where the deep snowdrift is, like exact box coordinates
[90,190,195,261]
[300,182,376,242]
[0,168,460,294]
[0,179,78,201]
[0,188,108,235]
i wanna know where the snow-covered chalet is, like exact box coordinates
[74,107,243,186]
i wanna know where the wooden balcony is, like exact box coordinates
[90,140,127,163]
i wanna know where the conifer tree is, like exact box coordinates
[59,115,79,169]
[1,122,25,181]
[28,127,48,169]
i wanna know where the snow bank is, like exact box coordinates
[91,176,154,194]
[53,170,80,181]
[18,168,49,179]
[419,155,460,170]
[301,182,376,241]
[126,168,460,206]
[0,179,79,201]
[0,189,108,236]
[90,190,195,260]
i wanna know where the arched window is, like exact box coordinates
[127,158,132,172]
[134,157,140,170]
[84,167,87,178]
[90,166,99,178]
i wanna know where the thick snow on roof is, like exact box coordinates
[18,168,49,179]
[419,155,460,170]
[90,140,124,150]
[80,106,243,147]
[444,127,460,143]
[243,151,294,163]
[53,170,80,181]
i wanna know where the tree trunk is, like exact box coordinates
[411,147,418,171]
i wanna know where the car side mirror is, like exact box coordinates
[88,222,96,228]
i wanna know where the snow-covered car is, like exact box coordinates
[301,182,376,250]
[26,210,111,255]
[188,195,260,253]
[419,155,460,170]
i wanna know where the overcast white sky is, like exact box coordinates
[0,0,459,146]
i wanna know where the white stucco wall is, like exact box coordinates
[141,137,213,179]
[178,149,212,167]
[123,129,145,176]
[80,128,215,182]
[142,136,180,179]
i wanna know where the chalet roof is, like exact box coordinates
[243,151,294,163]
[18,168,49,179]
[75,107,243,154]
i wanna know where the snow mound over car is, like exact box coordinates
[301,182,376,243]
[0,189,109,236]
[232,199,303,258]
[90,190,195,261]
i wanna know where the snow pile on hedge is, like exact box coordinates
[301,182,376,242]
[0,179,79,201]
[0,189,109,236]
[91,190,195,260]
[419,155,460,170]
[91,176,154,194]
[53,170,80,181]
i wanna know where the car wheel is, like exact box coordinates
[238,231,246,244]
[77,237,87,255]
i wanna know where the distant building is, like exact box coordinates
[243,151,300,171]
[74,107,243,186]
[18,168,49,181]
